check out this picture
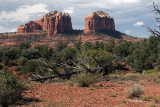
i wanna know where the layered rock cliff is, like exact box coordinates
[84,11,115,34]
[17,10,72,36]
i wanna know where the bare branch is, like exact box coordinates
[29,71,81,82]
[36,58,60,75]
[147,27,160,37]
[61,63,84,71]
[153,2,160,14]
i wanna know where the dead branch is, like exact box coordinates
[153,2,160,14]
[147,27,160,37]
[29,71,80,81]
[36,58,60,75]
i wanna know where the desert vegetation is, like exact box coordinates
[0,35,159,77]
[0,34,159,106]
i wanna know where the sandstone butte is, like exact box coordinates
[17,10,115,36]
[84,11,115,34]
[17,10,72,36]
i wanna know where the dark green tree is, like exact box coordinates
[94,41,104,50]
[104,39,115,53]
[23,60,38,74]
[22,49,40,59]
[19,42,31,50]
[113,41,130,57]
[128,48,153,73]
[55,40,68,52]
[34,45,53,60]
[74,40,82,51]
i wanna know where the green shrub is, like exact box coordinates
[126,85,145,98]
[152,73,160,83]
[146,67,159,73]
[0,71,25,106]
[152,95,160,103]
[2,56,10,66]
[22,49,40,59]
[141,96,151,101]
[147,103,156,107]
[18,57,28,66]
[71,72,103,87]
[122,73,140,81]
[14,66,22,71]
[22,60,38,74]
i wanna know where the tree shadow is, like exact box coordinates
[98,29,124,39]
[15,97,41,106]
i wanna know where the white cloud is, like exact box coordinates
[0,4,49,22]
[113,0,138,5]
[10,28,17,32]
[79,0,139,9]
[133,22,145,26]
[63,7,74,14]
[0,26,16,33]
[0,26,8,33]
[115,11,123,15]
[125,29,132,34]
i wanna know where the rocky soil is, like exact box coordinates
[14,74,160,107]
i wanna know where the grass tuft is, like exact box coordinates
[126,84,144,98]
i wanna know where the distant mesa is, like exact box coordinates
[17,10,72,36]
[84,11,115,34]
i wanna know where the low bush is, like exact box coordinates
[147,103,156,107]
[126,85,145,98]
[2,56,10,66]
[71,72,103,87]
[0,71,25,106]
[152,95,160,103]
[14,66,22,71]
[22,49,40,59]
[122,73,141,81]
[22,60,38,74]
[146,67,159,73]
[18,57,28,66]
[140,96,151,101]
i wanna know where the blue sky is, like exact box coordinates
[0,0,159,38]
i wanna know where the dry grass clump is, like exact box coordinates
[71,72,103,87]
[152,95,160,103]
[140,96,151,101]
[126,84,144,98]
[123,73,141,81]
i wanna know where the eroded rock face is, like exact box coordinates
[17,21,42,33]
[17,10,72,36]
[84,11,115,34]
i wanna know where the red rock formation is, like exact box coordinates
[17,25,25,33]
[17,10,72,36]
[17,21,42,33]
[84,11,115,34]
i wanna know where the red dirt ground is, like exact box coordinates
[16,77,160,107]
[3,63,158,107]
